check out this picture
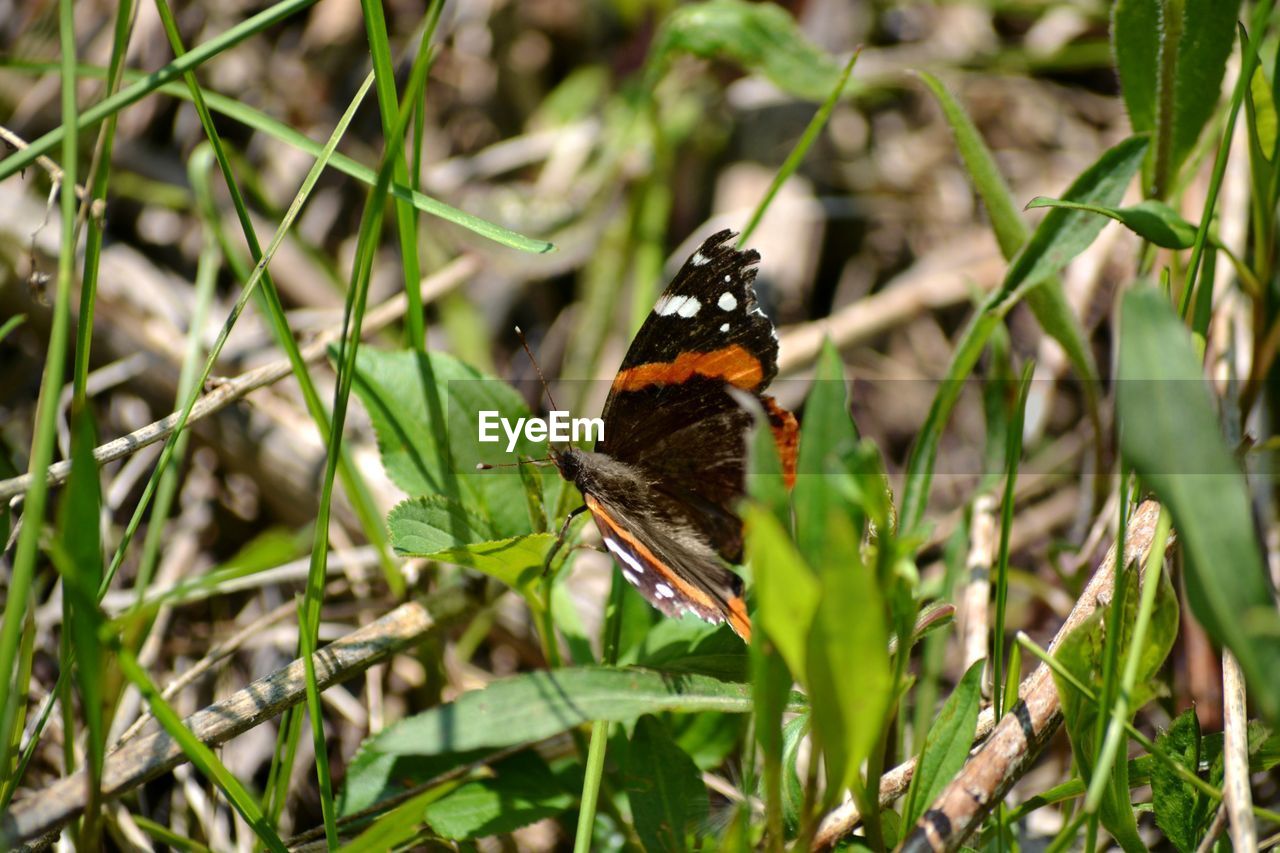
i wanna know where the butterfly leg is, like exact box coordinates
[543,504,587,576]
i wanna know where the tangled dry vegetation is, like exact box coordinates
[1,0,1278,850]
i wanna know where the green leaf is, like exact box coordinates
[1151,709,1206,852]
[390,525,557,596]
[1118,288,1280,723]
[422,752,573,841]
[341,666,783,818]
[55,406,105,801]
[1112,0,1241,182]
[1171,0,1242,172]
[1112,0,1159,133]
[386,495,496,553]
[900,136,1148,533]
[652,0,845,102]
[1249,63,1278,160]
[902,661,983,827]
[746,505,819,679]
[804,509,891,793]
[625,716,709,852]
[338,786,453,853]
[349,347,564,538]
[1052,608,1146,853]
[625,617,749,682]
[1026,197,1197,249]
[368,667,770,757]
[915,70,1100,442]
[794,339,860,564]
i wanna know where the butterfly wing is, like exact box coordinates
[598,230,796,562]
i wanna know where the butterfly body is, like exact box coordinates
[553,230,798,642]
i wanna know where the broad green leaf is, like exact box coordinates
[338,748,490,818]
[1026,197,1197,249]
[746,505,818,679]
[1112,0,1241,182]
[794,339,860,564]
[901,136,1148,532]
[1171,0,1242,171]
[406,533,558,595]
[805,509,891,793]
[625,617,748,682]
[902,661,983,827]
[422,752,573,841]
[1118,288,1280,723]
[1112,0,1159,133]
[1151,709,1206,852]
[386,495,496,554]
[626,716,708,852]
[651,0,843,102]
[349,347,564,538]
[366,667,771,758]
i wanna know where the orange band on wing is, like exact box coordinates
[612,345,764,393]
[585,494,753,642]
[764,396,799,490]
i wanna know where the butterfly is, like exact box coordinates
[551,230,798,642]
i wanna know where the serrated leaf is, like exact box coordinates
[1026,197,1197,249]
[422,752,572,841]
[652,0,844,102]
[1152,709,1206,852]
[1118,288,1280,724]
[626,716,708,852]
[349,347,564,538]
[902,660,983,827]
[386,495,496,553]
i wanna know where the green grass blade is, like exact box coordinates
[0,0,318,182]
[0,0,82,794]
[296,33,437,848]
[113,644,288,853]
[738,49,859,248]
[899,135,1147,533]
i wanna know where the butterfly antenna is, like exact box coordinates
[514,326,560,413]
[476,456,554,470]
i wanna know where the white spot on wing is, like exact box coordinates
[720,322,730,332]
[604,537,646,577]
[655,294,701,318]
[655,582,676,599]
[723,274,732,283]
[718,291,737,311]
[690,251,710,266]
[623,569,640,586]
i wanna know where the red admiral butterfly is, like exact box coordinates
[552,230,798,642]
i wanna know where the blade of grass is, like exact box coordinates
[0,58,555,253]
[738,49,859,248]
[0,0,318,182]
[573,572,628,852]
[0,0,82,793]
[1085,509,1173,812]
[295,34,437,848]
[112,642,289,853]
